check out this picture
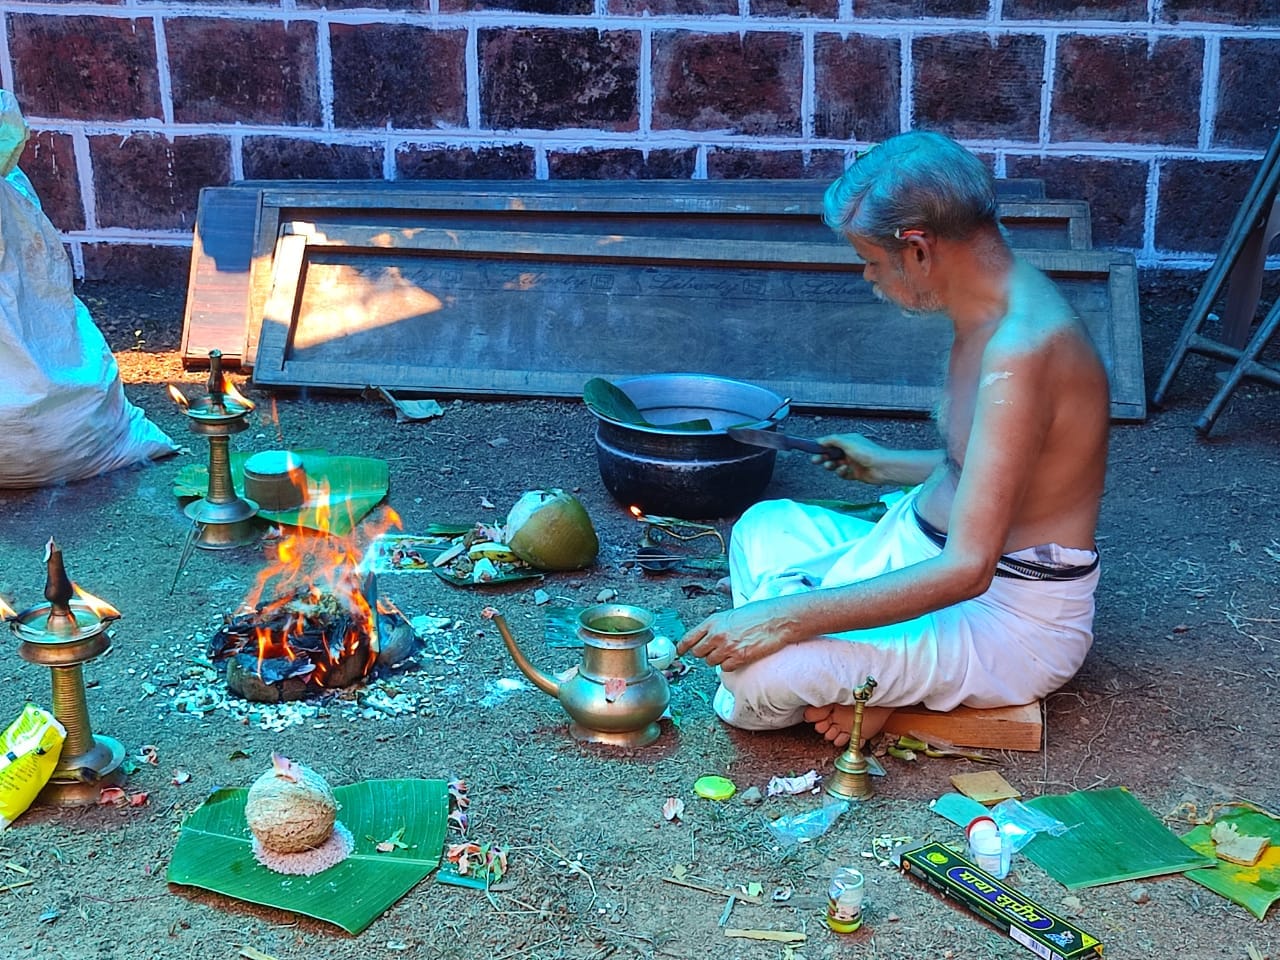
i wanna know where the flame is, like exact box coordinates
[167,384,190,407]
[72,584,122,621]
[238,488,402,685]
[629,505,644,519]
[222,376,256,412]
[0,594,17,619]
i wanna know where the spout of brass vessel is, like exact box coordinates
[488,610,560,699]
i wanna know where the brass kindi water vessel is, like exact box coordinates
[2,539,125,806]
[487,603,670,747]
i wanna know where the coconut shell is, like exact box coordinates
[506,489,599,571]
[245,760,339,854]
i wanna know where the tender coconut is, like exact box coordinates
[646,634,678,670]
[245,753,339,854]
[505,489,599,572]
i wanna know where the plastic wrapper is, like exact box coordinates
[766,799,849,847]
[0,703,66,830]
[990,796,1069,853]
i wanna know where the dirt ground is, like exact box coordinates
[0,279,1278,960]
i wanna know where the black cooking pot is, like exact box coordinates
[591,374,788,518]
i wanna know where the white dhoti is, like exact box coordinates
[712,491,1100,731]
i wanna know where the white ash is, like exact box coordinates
[164,615,469,732]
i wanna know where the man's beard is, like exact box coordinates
[873,282,942,317]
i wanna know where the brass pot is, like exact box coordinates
[492,603,670,747]
[243,450,307,511]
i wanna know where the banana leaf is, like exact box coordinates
[167,778,448,934]
[433,567,544,588]
[172,449,389,537]
[583,378,712,431]
[1022,787,1216,889]
[1181,806,1280,919]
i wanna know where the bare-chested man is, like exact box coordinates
[677,130,1109,747]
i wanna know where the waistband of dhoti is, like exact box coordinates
[910,503,1100,582]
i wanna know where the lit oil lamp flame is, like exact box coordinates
[72,584,122,622]
[222,376,256,412]
[167,384,190,408]
[0,594,17,619]
[629,505,726,551]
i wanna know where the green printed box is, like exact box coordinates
[900,842,1103,960]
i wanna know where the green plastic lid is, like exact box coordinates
[693,775,737,801]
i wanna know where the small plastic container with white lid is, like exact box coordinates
[966,815,1011,878]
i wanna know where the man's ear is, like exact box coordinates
[897,228,929,267]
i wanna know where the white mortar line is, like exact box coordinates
[316,15,334,131]
[0,18,12,91]
[17,113,1267,166]
[6,5,1276,37]
[1143,155,1160,262]
[1199,33,1219,152]
[1038,31,1054,148]
[801,28,813,142]
[382,133,396,180]
[639,25,652,139]
[899,31,912,133]
[70,127,95,229]
[465,24,479,130]
[152,14,173,126]
[228,128,243,180]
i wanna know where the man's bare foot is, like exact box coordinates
[803,704,893,748]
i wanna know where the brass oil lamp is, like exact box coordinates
[486,604,670,748]
[826,676,878,802]
[169,349,259,549]
[1,539,125,805]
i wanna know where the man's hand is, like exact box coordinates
[815,433,945,487]
[677,598,801,672]
[815,433,893,484]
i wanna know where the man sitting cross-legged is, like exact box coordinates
[677,130,1108,748]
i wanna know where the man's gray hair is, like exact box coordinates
[822,131,998,248]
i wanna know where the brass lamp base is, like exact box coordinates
[39,733,125,806]
[184,497,260,549]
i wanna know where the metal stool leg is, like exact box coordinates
[1195,298,1280,435]
[1153,129,1280,407]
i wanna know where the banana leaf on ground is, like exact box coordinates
[167,778,449,934]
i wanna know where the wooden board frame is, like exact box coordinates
[178,179,1083,368]
[250,223,1144,420]
[241,183,1088,367]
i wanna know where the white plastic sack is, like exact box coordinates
[0,91,175,487]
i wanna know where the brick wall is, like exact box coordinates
[2,0,1278,283]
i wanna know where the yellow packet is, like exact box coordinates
[0,703,66,830]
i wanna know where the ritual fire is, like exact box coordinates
[207,502,408,703]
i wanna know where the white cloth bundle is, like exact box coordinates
[0,90,175,487]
